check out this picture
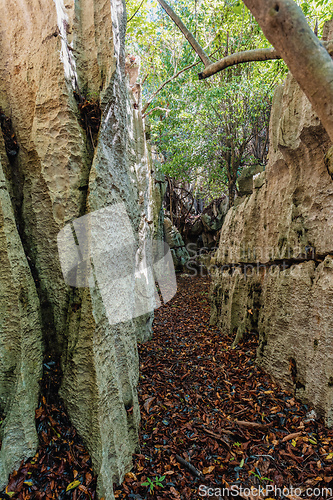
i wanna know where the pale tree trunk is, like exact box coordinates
[0,0,163,498]
[199,47,281,79]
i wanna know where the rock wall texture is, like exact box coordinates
[185,195,229,250]
[0,0,163,496]
[164,217,189,269]
[210,61,333,426]
[0,151,43,485]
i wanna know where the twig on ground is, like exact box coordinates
[234,420,273,430]
[173,453,203,478]
[198,426,233,450]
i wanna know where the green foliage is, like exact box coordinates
[149,61,275,200]
[141,475,166,493]
[296,0,333,26]
[249,470,274,483]
[125,0,333,201]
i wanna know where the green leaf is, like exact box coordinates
[66,480,81,492]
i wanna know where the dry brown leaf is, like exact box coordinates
[143,397,155,413]
[281,432,302,443]
[170,486,181,498]
[203,465,215,474]
[124,471,137,481]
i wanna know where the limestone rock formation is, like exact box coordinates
[210,68,333,426]
[185,195,229,250]
[164,217,189,268]
[237,164,264,198]
[0,154,43,485]
[0,0,163,496]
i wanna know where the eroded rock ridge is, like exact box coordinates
[210,65,333,425]
[0,0,163,497]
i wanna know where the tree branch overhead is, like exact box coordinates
[199,48,281,79]
[242,0,333,142]
[156,0,212,67]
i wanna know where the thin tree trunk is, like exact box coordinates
[155,0,333,140]
[156,0,211,67]
[142,60,200,115]
[199,41,333,80]
[228,180,236,208]
[168,177,174,225]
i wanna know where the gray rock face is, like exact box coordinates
[210,69,333,426]
[164,217,189,268]
[185,195,229,252]
[0,0,163,496]
[237,164,264,197]
[0,155,43,486]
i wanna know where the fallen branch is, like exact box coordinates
[200,424,235,437]
[232,407,249,417]
[279,449,303,464]
[156,0,211,67]
[198,427,232,450]
[199,47,280,79]
[174,453,203,478]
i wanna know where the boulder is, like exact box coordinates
[164,217,189,268]
[190,217,204,236]
[185,195,229,254]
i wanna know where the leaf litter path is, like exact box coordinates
[2,352,99,500]
[116,275,333,500]
[3,275,333,500]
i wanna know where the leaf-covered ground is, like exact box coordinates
[3,274,333,499]
[115,275,333,500]
[1,354,99,499]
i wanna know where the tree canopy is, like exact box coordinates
[125,0,333,207]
